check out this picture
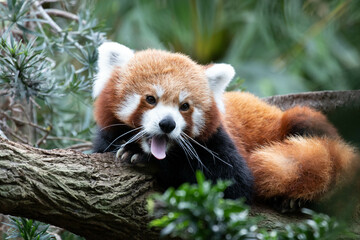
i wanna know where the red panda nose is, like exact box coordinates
[159,116,176,134]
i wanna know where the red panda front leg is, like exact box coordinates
[115,144,149,167]
[93,126,151,167]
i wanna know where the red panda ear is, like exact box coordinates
[93,42,134,98]
[205,64,235,112]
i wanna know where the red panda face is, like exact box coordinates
[94,43,235,159]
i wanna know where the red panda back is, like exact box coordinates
[222,92,283,158]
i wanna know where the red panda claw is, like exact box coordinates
[120,151,129,161]
[116,147,125,159]
[273,197,304,213]
[290,199,294,209]
[130,154,139,163]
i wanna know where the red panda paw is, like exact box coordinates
[269,197,307,213]
[115,147,148,167]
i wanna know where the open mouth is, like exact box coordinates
[147,135,169,160]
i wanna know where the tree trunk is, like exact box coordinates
[0,90,359,239]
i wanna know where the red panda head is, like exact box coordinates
[93,42,235,159]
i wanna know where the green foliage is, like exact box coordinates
[227,77,246,92]
[149,171,354,240]
[59,231,85,240]
[0,0,105,148]
[259,209,356,240]
[3,216,85,240]
[149,172,256,239]
[5,217,54,240]
[271,209,355,240]
[95,0,360,96]
[0,0,35,33]
[0,36,55,101]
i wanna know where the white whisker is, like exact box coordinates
[180,136,199,159]
[103,126,144,152]
[179,134,210,173]
[100,123,127,132]
[177,138,191,157]
[121,130,147,147]
[182,140,202,166]
[175,138,195,173]
[182,132,233,168]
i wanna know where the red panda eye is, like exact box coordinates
[180,103,190,111]
[146,95,156,105]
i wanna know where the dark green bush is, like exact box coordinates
[149,171,355,240]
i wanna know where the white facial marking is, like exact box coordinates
[93,42,134,98]
[192,107,205,136]
[153,85,164,98]
[116,94,141,121]
[141,103,186,139]
[141,138,151,153]
[179,90,190,103]
[205,64,235,113]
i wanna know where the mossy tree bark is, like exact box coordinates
[0,90,359,239]
[0,139,159,239]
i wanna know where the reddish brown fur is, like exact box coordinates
[94,49,221,139]
[222,92,283,159]
[223,91,358,201]
[280,106,338,138]
[248,137,333,199]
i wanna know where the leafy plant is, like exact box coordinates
[0,0,105,148]
[271,209,355,240]
[0,36,56,101]
[149,171,354,240]
[149,171,257,239]
[5,217,54,240]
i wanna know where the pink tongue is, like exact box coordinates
[151,136,167,160]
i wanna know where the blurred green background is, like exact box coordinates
[0,1,359,238]
[93,0,360,97]
[1,0,359,150]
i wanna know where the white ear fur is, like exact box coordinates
[93,42,134,98]
[205,64,235,113]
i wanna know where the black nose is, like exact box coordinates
[159,116,176,133]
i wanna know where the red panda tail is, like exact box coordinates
[280,106,339,138]
[247,136,358,201]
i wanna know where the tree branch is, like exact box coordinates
[263,90,360,112]
[0,90,359,239]
[44,9,80,22]
[0,138,159,239]
[33,1,84,50]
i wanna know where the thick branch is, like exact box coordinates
[0,90,359,239]
[0,138,159,239]
[264,90,360,112]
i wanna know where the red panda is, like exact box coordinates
[92,42,358,210]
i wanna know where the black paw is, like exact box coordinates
[115,146,148,167]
